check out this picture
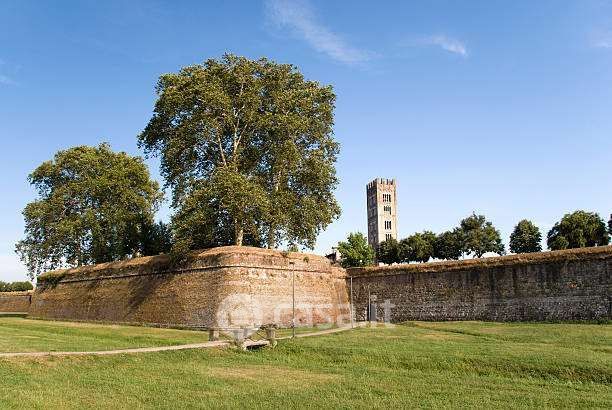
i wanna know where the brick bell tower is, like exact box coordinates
[366,178,398,250]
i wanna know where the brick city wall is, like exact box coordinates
[0,291,32,313]
[348,246,612,322]
[30,246,350,329]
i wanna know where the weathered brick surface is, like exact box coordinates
[348,246,612,322]
[0,291,32,312]
[30,247,350,329]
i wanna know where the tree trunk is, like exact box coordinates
[267,223,275,249]
[235,223,244,246]
[267,176,281,249]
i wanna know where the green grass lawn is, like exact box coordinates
[0,320,610,409]
[0,318,210,352]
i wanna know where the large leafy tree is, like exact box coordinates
[400,231,436,263]
[434,229,463,260]
[547,210,609,250]
[458,213,505,257]
[509,219,542,254]
[608,214,611,235]
[376,238,400,265]
[337,232,375,268]
[138,54,340,252]
[15,144,162,279]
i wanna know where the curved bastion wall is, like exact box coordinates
[29,246,350,329]
[347,246,612,322]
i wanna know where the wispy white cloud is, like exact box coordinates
[421,35,468,57]
[265,0,371,64]
[588,28,612,49]
[592,35,612,49]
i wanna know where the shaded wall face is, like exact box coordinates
[30,248,350,329]
[348,248,611,322]
[0,292,32,312]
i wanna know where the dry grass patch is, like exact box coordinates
[208,364,339,386]
[419,332,466,341]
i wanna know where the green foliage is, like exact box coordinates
[15,144,162,279]
[547,210,610,250]
[509,219,542,254]
[400,231,436,263]
[138,54,340,253]
[434,229,463,260]
[286,244,300,252]
[608,214,611,235]
[0,281,33,292]
[337,232,374,268]
[459,213,505,257]
[141,221,173,256]
[171,168,270,252]
[387,214,505,263]
[376,238,400,264]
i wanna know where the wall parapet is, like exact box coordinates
[348,245,612,277]
[37,246,337,286]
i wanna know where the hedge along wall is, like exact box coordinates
[30,246,350,329]
[348,246,612,322]
[0,291,32,313]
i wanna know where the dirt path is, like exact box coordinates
[278,323,366,340]
[0,323,365,358]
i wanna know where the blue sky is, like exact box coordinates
[1,0,611,281]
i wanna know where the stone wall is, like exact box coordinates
[348,246,611,322]
[30,246,350,329]
[0,291,32,313]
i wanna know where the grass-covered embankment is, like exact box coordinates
[0,320,610,408]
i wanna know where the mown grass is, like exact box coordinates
[0,320,610,409]
[0,318,210,352]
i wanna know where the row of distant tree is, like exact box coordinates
[0,281,33,292]
[337,210,611,268]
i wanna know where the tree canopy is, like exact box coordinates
[434,229,463,260]
[547,210,609,250]
[376,238,400,265]
[400,231,436,263]
[509,219,542,254]
[138,54,340,253]
[15,144,163,278]
[459,213,505,257]
[337,232,374,268]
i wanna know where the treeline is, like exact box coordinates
[0,281,33,292]
[337,210,611,268]
[377,213,504,264]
